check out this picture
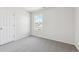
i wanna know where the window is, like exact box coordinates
[34,15,44,30]
[34,15,43,23]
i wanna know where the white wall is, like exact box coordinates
[14,8,30,40]
[75,8,79,50]
[31,8,75,44]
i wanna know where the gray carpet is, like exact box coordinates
[0,36,78,52]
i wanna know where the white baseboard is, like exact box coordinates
[32,34,74,45]
[16,33,30,40]
[75,43,79,51]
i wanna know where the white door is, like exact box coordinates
[0,8,9,45]
[8,8,15,42]
[0,8,15,45]
[0,12,4,45]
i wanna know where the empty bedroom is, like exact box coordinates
[0,7,79,52]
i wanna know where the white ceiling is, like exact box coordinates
[24,7,44,12]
